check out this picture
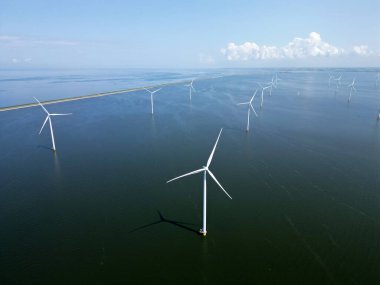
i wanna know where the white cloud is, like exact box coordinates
[11,58,33,64]
[352,45,372,56]
[221,32,374,61]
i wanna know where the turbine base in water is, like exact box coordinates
[200,229,207,236]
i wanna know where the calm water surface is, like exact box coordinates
[0,69,379,284]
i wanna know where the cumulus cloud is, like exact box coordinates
[221,32,373,61]
[352,45,372,56]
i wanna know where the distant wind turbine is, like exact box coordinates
[166,128,232,236]
[257,83,271,108]
[328,73,335,86]
[334,74,342,87]
[34,97,71,152]
[237,88,258,132]
[376,73,380,84]
[144,88,162,115]
[184,79,196,101]
[347,78,357,103]
[266,77,275,96]
[274,73,281,88]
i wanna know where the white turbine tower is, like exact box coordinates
[376,73,380,84]
[237,88,258,132]
[257,83,271,108]
[166,128,232,236]
[144,88,162,115]
[34,97,71,152]
[347,78,357,103]
[184,79,196,101]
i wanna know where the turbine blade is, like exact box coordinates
[152,88,162,94]
[33,97,49,114]
[251,88,258,101]
[207,169,232,199]
[250,104,258,117]
[237,102,249,105]
[206,128,223,167]
[39,115,49,134]
[166,168,204,183]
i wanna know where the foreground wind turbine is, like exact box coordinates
[144,88,162,115]
[347,78,357,103]
[257,83,271,108]
[34,97,71,151]
[184,79,196,101]
[237,89,258,132]
[166,128,232,236]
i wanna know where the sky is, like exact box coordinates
[0,0,379,69]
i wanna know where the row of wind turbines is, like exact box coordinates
[33,73,279,236]
[33,71,379,236]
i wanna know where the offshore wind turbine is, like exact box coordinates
[328,73,335,86]
[184,79,196,101]
[237,88,258,132]
[347,78,357,103]
[257,83,271,108]
[376,73,380,84]
[266,77,275,96]
[334,74,342,87]
[144,88,162,115]
[34,97,71,152]
[166,128,232,236]
[274,73,281,88]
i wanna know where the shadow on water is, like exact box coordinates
[129,210,200,235]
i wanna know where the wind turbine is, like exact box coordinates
[274,73,281,88]
[257,83,271,108]
[376,73,380,84]
[34,97,71,152]
[237,88,258,132]
[266,77,275,96]
[184,79,196,101]
[377,110,380,121]
[166,128,232,236]
[347,78,357,103]
[334,74,342,87]
[328,73,335,86]
[144,88,162,115]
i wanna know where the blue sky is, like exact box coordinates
[0,0,379,68]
